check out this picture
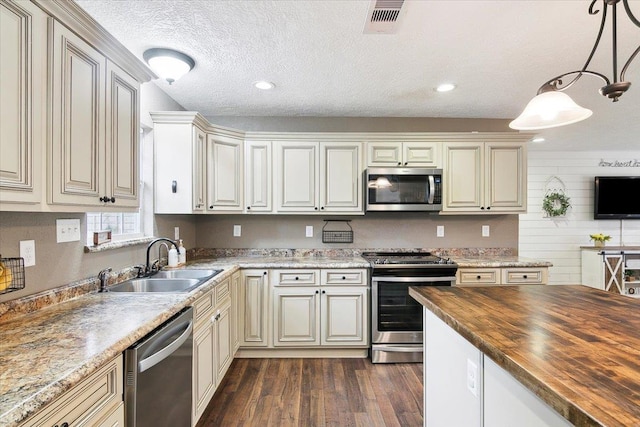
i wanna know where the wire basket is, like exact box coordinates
[322,220,354,244]
[0,257,26,295]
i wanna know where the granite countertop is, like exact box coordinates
[188,256,371,270]
[409,285,640,426]
[453,256,553,268]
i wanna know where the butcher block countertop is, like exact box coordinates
[409,285,640,426]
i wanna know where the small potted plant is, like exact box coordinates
[589,233,611,248]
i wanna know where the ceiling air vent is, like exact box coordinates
[363,0,406,34]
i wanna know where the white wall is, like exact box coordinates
[519,151,640,285]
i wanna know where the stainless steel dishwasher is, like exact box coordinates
[124,306,193,427]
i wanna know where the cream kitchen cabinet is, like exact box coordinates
[239,269,270,347]
[367,141,440,167]
[231,270,242,354]
[207,133,243,212]
[19,355,123,427]
[443,142,526,213]
[192,277,233,425]
[49,21,140,208]
[274,141,362,213]
[272,269,369,347]
[456,266,548,286]
[244,140,272,212]
[152,113,208,213]
[0,0,47,208]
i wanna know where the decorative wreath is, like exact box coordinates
[542,191,571,217]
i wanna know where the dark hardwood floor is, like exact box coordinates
[196,358,423,427]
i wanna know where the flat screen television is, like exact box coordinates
[594,176,640,219]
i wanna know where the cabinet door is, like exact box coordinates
[275,141,318,212]
[96,402,125,427]
[0,0,46,206]
[105,61,139,207]
[320,143,362,212]
[240,270,269,346]
[403,142,440,167]
[273,287,320,346]
[231,271,241,353]
[214,301,233,383]
[485,143,526,212]
[193,320,215,422]
[443,143,483,211]
[192,127,207,211]
[367,142,402,166]
[50,21,107,206]
[244,140,272,212]
[208,135,243,211]
[321,287,368,346]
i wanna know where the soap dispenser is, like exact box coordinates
[178,239,186,265]
[168,244,179,268]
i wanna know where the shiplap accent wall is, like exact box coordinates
[519,151,640,285]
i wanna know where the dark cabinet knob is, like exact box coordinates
[247,206,251,210]
[397,162,401,165]
[486,207,491,210]
[322,290,326,294]
[295,277,299,280]
[342,276,346,280]
[404,162,408,165]
[315,290,319,294]
[209,205,213,209]
[314,207,318,210]
[320,207,324,210]
[99,196,116,203]
[263,271,267,275]
[476,275,481,279]
[523,275,528,279]
[480,206,485,210]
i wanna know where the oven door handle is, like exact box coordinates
[372,276,456,283]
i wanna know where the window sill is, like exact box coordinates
[84,236,155,253]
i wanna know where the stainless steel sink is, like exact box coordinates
[153,269,219,279]
[109,269,222,293]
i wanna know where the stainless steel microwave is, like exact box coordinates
[365,168,443,212]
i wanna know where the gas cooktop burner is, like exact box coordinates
[361,252,456,266]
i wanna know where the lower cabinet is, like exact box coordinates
[272,269,369,348]
[192,277,234,426]
[20,356,123,427]
[456,267,548,286]
[239,269,270,347]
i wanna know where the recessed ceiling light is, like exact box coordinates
[254,81,275,90]
[435,83,456,92]
[532,137,546,143]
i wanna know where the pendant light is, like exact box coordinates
[143,48,195,85]
[510,0,640,130]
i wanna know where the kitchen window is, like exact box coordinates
[86,212,142,245]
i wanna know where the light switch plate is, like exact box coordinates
[233,225,241,237]
[20,240,36,267]
[174,227,180,240]
[56,219,81,243]
[436,225,445,237]
[482,225,490,237]
[305,226,313,238]
[467,359,478,397]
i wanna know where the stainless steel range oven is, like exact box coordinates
[362,252,457,363]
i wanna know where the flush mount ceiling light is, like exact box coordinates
[143,48,195,85]
[510,0,640,130]
[254,81,276,90]
[435,83,456,92]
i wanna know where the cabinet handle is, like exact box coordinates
[523,275,528,279]
[295,277,299,280]
[476,275,481,279]
[247,206,251,210]
[315,290,319,294]
[209,205,213,209]
[397,162,401,166]
[99,196,116,203]
[486,206,491,210]
[480,207,485,210]
[320,207,324,210]
[263,271,267,275]
[342,276,346,280]
[322,290,326,294]
[314,207,318,210]
[404,162,408,165]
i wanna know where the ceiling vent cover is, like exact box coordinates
[364,0,406,34]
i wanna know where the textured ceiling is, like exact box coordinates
[75,0,640,151]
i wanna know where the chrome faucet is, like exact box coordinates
[144,238,179,276]
[98,267,112,292]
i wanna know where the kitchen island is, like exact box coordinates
[409,285,640,426]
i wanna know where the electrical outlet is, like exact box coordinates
[482,225,490,237]
[233,225,242,237]
[436,225,445,237]
[20,240,36,267]
[467,359,478,397]
[56,219,81,243]
[174,227,180,240]
[305,226,313,238]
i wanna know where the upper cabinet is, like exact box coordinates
[207,134,243,212]
[244,140,272,212]
[442,141,527,214]
[274,141,362,213]
[0,0,47,207]
[367,141,440,167]
[1,0,154,212]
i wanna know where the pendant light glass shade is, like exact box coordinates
[509,91,593,130]
[143,48,195,84]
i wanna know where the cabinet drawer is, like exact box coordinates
[457,268,501,285]
[273,269,319,286]
[194,290,214,323]
[21,356,123,427]
[502,268,547,285]
[322,269,367,286]
[215,277,231,305]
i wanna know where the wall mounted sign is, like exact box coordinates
[598,159,640,167]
